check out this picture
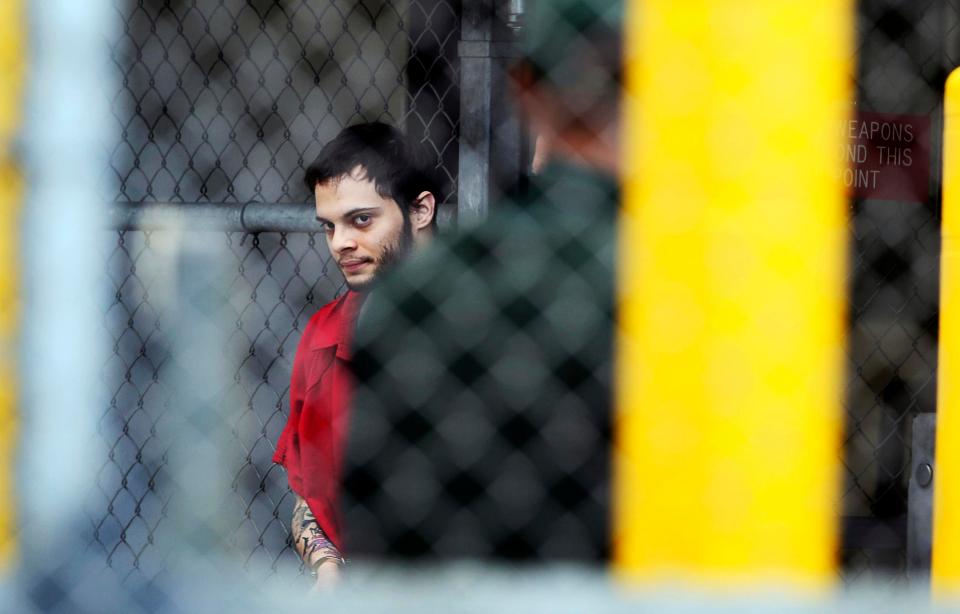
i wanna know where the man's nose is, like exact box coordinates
[330,226,358,253]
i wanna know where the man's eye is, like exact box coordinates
[354,215,371,226]
[322,221,335,232]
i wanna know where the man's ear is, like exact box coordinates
[409,191,436,231]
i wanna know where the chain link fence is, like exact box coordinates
[94,0,959,586]
[841,0,955,579]
[98,0,458,581]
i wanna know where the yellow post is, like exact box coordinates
[0,0,24,571]
[615,0,852,587]
[933,68,960,596]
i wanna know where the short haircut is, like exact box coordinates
[304,122,444,226]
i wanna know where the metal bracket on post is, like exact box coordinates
[908,412,936,578]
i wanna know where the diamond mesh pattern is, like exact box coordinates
[345,165,616,560]
[840,0,950,579]
[110,0,458,204]
[97,0,459,581]
[94,0,955,587]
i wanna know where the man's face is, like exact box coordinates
[315,169,411,291]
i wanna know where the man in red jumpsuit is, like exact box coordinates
[273,122,441,586]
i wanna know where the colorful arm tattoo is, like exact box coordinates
[291,495,344,570]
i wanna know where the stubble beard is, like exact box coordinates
[344,216,413,292]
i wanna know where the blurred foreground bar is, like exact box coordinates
[0,0,24,572]
[18,0,113,571]
[933,68,960,597]
[615,0,852,586]
[142,220,244,575]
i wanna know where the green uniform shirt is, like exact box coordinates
[345,162,618,560]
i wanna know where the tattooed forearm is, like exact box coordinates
[292,495,343,570]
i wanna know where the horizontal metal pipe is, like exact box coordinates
[108,202,322,233]
[109,201,457,232]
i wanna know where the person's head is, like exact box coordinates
[304,122,442,291]
[511,0,623,175]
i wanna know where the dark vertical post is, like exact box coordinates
[457,0,495,226]
[457,0,524,226]
[489,0,525,205]
[908,413,936,577]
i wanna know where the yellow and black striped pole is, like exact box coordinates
[0,0,25,571]
[616,1,852,587]
[933,67,960,597]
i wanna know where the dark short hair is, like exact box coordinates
[304,122,444,226]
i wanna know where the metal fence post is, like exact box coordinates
[908,413,936,577]
[457,0,523,227]
[457,0,493,227]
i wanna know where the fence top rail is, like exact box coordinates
[109,201,457,232]
[108,201,321,233]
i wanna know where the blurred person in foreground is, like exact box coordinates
[272,122,442,585]
[345,0,623,560]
